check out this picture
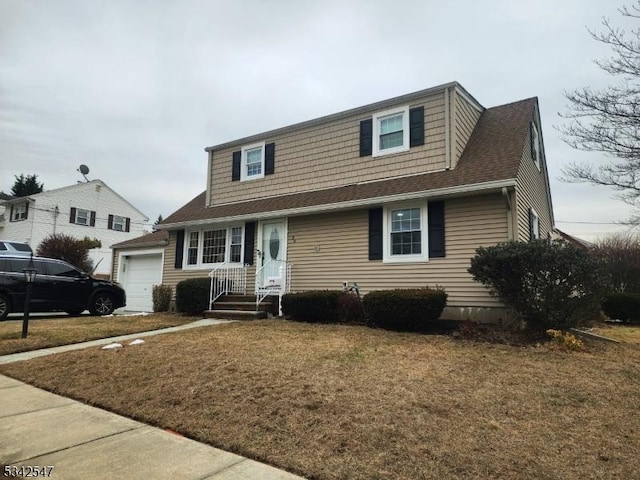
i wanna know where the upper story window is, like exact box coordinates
[108,214,130,232]
[373,106,410,157]
[360,105,424,157]
[241,142,265,181]
[70,207,95,227]
[10,202,29,222]
[530,122,541,170]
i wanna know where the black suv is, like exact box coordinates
[0,255,126,319]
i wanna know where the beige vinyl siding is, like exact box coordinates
[287,194,509,308]
[162,231,257,296]
[515,129,553,241]
[453,91,482,168]
[111,252,119,280]
[209,91,447,206]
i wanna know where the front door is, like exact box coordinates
[259,220,286,288]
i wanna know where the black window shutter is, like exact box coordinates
[265,143,275,175]
[243,221,256,265]
[530,123,535,158]
[69,207,76,223]
[428,201,445,258]
[24,202,29,219]
[125,217,131,232]
[9,206,14,222]
[232,151,241,181]
[360,119,373,157]
[368,208,383,260]
[90,211,96,227]
[529,208,535,241]
[410,106,425,147]
[175,230,185,268]
[108,214,114,230]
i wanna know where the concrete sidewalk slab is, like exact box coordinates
[0,377,306,480]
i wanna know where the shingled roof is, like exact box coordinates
[111,230,169,249]
[162,97,536,228]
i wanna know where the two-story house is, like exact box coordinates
[152,82,554,322]
[1,180,149,276]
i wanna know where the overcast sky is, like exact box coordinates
[1,0,637,240]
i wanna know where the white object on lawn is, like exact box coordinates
[102,343,123,350]
[129,339,145,346]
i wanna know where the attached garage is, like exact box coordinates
[111,231,168,312]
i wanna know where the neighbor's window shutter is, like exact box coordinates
[125,217,131,232]
[175,230,185,268]
[90,211,96,227]
[108,214,114,230]
[409,106,425,147]
[427,201,445,258]
[243,221,256,265]
[360,119,373,157]
[368,208,383,260]
[232,151,241,181]
[69,207,76,223]
[9,206,14,222]
[265,143,275,175]
[24,202,29,220]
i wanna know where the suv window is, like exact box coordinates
[4,258,47,274]
[46,262,82,277]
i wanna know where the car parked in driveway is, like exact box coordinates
[0,255,126,319]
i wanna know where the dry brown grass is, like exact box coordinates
[591,323,640,344]
[2,320,639,480]
[0,313,199,356]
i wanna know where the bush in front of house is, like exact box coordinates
[468,240,605,334]
[152,284,172,312]
[282,291,342,323]
[363,287,448,331]
[175,277,210,315]
[601,292,640,324]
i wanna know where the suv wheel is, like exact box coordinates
[0,293,9,320]
[89,293,115,316]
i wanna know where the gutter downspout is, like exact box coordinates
[502,187,514,240]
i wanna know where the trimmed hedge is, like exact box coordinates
[175,277,210,315]
[282,291,341,323]
[363,287,447,331]
[602,293,640,324]
[152,284,172,312]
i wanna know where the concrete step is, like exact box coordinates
[211,301,272,312]
[204,309,268,320]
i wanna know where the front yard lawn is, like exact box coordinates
[591,323,640,345]
[0,313,199,356]
[2,320,639,480]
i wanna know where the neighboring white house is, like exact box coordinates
[0,180,149,276]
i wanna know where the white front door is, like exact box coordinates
[258,220,286,288]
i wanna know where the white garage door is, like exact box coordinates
[123,254,162,312]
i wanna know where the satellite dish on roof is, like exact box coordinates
[77,164,90,182]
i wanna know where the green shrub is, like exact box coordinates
[337,292,366,324]
[282,291,341,323]
[468,240,605,333]
[363,287,448,331]
[152,284,172,312]
[175,277,210,315]
[602,292,640,324]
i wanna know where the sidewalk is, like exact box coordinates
[0,320,307,480]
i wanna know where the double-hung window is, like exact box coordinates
[382,202,429,263]
[184,225,244,268]
[241,142,265,181]
[11,203,28,221]
[112,215,126,231]
[373,106,410,157]
[76,209,90,226]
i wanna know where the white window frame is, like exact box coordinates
[531,122,541,171]
[182,224,245,270]
[75,209,90,226]
[12,203,28,221]
[382,201,429,263]
[240,141,265,182]
[112,215,126,232]
[530,208,540,240]
[373,106,410,157]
